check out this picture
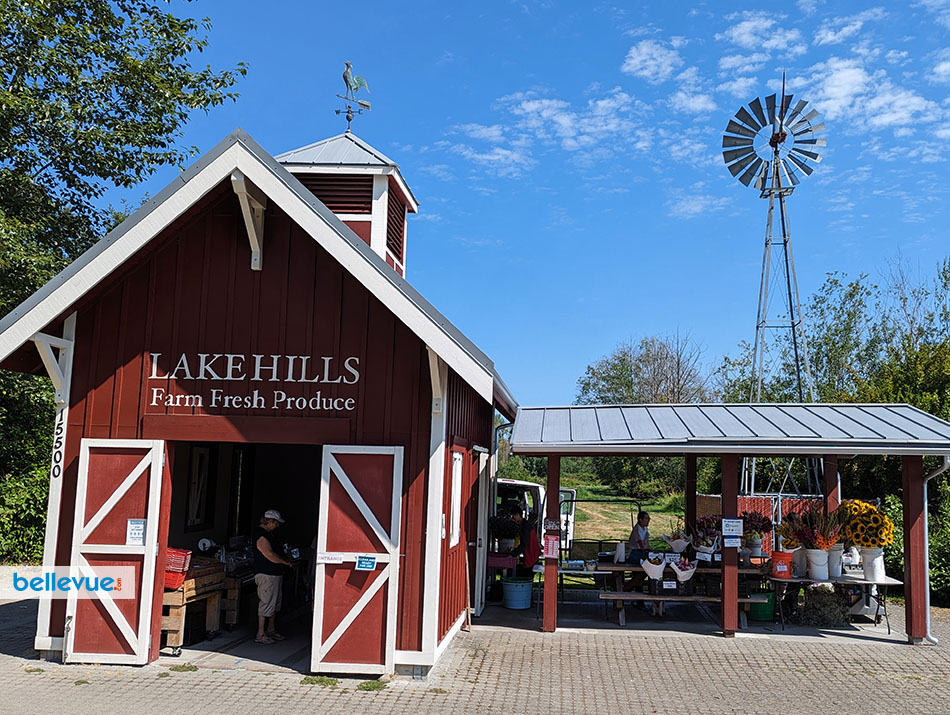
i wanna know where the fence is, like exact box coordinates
[696,493,823,555]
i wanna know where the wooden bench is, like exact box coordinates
[599,591,769,626]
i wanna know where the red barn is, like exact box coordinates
[0,129,517,674]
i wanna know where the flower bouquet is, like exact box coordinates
[740,511,773,557]
[662,528,692,553]
[640,553,667,580]
[668,556,697,582]
[840,499,894,582]
[840,500,894,549]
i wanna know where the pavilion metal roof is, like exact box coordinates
[276,132,397,167]
[510,403,950,456]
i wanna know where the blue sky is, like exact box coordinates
[115,1,950,406]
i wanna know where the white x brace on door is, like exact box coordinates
[312,445,403,674]
[64,439,164,665]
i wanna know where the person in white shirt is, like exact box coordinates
[629,511,651,553]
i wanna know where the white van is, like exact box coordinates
[493,478,576,551]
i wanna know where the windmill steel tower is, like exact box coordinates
[722,80,826,495]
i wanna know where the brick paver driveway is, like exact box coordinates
[2,599,949,714]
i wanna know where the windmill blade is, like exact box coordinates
[754,162,770,190]
[795,136,827,146]
[787,152,815,176]
[738,157,764,186]
[785,99,809,124]
[765,94,777,125]
[790,146,822,162]
[735,106,762,131]
[749,97,768,127]
[723,146,755,164]
[780,94,793,120]
[793,122,825,137]
[727,151,758,176]
[790,110,821,133]
[726,119,757,138]
[722,135,754,148]
[780,158,801,186]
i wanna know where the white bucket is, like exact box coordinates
[745,537,763,558]
[828,544,844,578]
[861,547,885,583]
[805,548,829,581]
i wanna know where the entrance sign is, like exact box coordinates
[312,446,403,675]
[316,553,344,565]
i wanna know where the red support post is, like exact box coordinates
[542,454,561,633]
[720,454,739,637]
[685,455,697,533]
[822,455,839,513]
[902,455,926,644]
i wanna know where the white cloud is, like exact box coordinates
[885,49,909,65]
[621,40,683,83]
[667,184,730,218]
[918,0,950,29]
[933,49,950,83]
[716,76,759,98]
[716,11,807,57]
[798,57,941,134]
[670,36,688,49]
[814,7,886,46]
[797,0,822,14]
[718,53,769,75]
[449,144,534,177]
[418,164,454,181]
[454,123,505,143]
[669,89,717,114]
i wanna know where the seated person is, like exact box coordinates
[627,510,651,561]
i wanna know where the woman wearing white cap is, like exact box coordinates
[254,509,291,644]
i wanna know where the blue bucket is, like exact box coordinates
[502,577,533,609]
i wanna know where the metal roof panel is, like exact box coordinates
[646,406,691,439]
[596,407,632,441]
[570,408,601,442]
[541,408,571,443]
[621,407,662,440]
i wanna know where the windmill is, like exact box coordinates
[722,77,827,495]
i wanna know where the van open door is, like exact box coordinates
[559,488,577,552]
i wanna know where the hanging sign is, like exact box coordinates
[355,555,377,571]
[543,534,560,559]
[126,519,146,546]
[721,518,744,536]
[543,518,559,531]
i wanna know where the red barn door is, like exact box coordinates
[311,446,403,674]
[64,439,166,665]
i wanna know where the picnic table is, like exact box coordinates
[769,571,903,633]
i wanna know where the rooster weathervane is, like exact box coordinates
[336,61,371,131]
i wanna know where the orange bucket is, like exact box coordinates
[771,550,793,579]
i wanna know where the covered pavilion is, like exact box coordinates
[509,402,950,642]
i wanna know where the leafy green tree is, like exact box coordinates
[0,0,245,562]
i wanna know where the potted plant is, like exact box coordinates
[839,499,894,582]
[776,514,805,577]
[793,504,842,580]
[740,511,773,557]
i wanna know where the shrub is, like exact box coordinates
[0,467,49,563]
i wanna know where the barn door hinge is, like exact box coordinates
[231,171,267,271]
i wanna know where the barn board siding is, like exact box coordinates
[438,370,492,640]
[40,180,434,652]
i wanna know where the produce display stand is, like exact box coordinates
[595,563,770,627]
[769,572,903,634]
[162,556,225,656]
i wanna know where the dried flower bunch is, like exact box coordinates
[781,504,843,550]
[692,514,722,547]
[840,500,894,549]
[740,511,773,539]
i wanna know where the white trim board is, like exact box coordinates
[0,133,496,405]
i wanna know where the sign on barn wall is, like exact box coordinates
[147,352,361,413]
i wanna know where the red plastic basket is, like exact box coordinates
[165,547,192,573]
[164,571,187,590]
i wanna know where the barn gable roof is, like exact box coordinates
[0,128,516,415]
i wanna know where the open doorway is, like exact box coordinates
[162,441,321,671]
